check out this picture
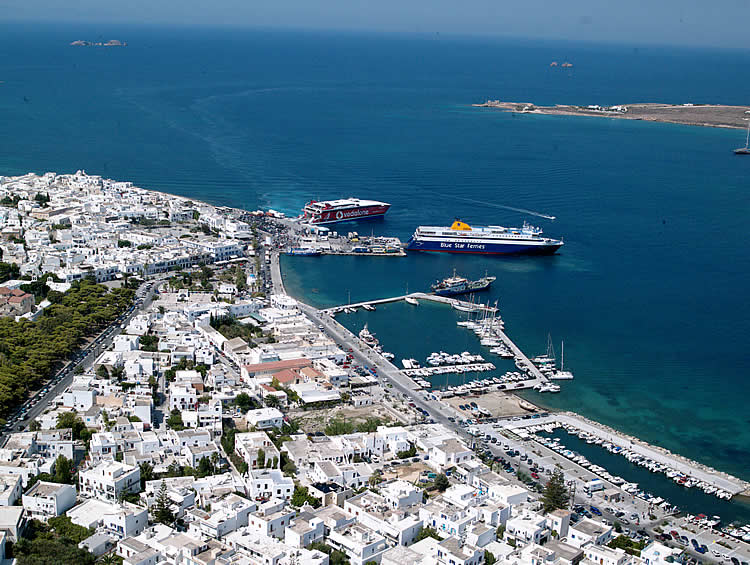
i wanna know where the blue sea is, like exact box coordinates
[2,22,750,519]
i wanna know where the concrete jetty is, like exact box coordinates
[322,292,498,314]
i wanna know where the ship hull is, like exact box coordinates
[307,204,390,225]
[407,238,562,255]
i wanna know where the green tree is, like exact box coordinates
[541,469,569,513]
[53,455,73,484]
[282,459,297,476]
[415,526,441,542]
[396,442,417,459]
[291,485,321,508]
[234,392,255,413]
[433,473,450,492]
[485,551,497,565]
[153,482,175,525]
[355,417,384,433]
[265,395,280,408]
[221,425,237,455]
[139,462,154,489]
[166,409,185,430]
[197,456,213,478]
[257,448,266,469]
[96,365,110,378]
[324,418,355,436]
[57,412,89,441]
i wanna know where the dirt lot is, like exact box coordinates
[446,391,538,418]
[289,403,404,434]
[382,461,431,483]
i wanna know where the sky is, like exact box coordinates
[3,0,750,49]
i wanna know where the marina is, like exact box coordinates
[498,413,750,498]
[536,428,750,533]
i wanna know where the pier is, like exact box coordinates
[322,292,498,314]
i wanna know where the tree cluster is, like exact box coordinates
[13,517,95,565]
[0,278,133,417]
[209,313,262,343]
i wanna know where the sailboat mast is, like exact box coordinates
[561,340,564,370]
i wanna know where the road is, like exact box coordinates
[1,278,164,440]
[269,246,750,564]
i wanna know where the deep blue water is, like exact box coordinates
[1,23,750,496]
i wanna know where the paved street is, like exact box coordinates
[1,278,164,441]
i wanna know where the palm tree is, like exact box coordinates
[100,552,120,565]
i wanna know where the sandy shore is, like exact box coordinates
[473,101,750,129]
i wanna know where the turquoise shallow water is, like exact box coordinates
[2,23,750,514]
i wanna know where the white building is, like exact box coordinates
[246,469,294,501]
[505,511,550,545]
[582,544,629,565]
[0,473,22,507]
[22,481,76,521]
[235,432,281,471]
[245,407,284,430]
[327,522,389,565]
[79,460,141,502]
[566,518,613,549]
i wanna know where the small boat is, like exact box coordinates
[405,296,419,306]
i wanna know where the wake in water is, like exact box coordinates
[445,195,557,220]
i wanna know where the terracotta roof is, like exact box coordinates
[272,368,299,384]
[299,367,325,379]
[243,358,311,374]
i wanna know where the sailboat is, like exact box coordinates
[551,340,575,380]
[734,121,750,154]
[532,334,556,365]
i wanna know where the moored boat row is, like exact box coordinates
[532,422,735,501]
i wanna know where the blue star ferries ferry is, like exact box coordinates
[406,220,563,255]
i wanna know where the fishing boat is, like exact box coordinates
[431,270,496,296]
[405,296,419,306]
[358,324,379,347]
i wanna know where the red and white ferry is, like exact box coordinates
[301,198,391,225]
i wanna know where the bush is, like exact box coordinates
[324,418,354,436]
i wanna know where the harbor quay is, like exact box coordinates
[272,247,750,548]
[500,414,750,497]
